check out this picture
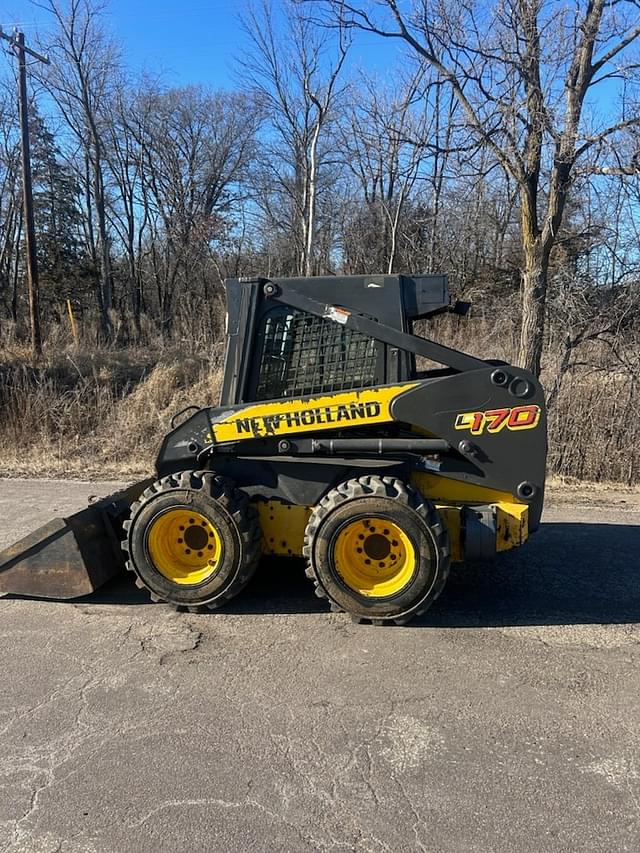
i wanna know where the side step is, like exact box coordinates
[0,480,150,600]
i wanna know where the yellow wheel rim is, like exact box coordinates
[332,516,416,598]
[146,508,223,585]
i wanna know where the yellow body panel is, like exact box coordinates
[410,472,517,506]
[411,473,529,560]
[253,493,527,563]
[495,502,529,552]
[211,383,419,443]
[257,500,312,556]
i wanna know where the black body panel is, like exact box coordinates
[205,457,410,506]
[391,368,547,529]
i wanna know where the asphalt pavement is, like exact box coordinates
[0,479,639,853]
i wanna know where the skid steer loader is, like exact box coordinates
[0,274,547,624]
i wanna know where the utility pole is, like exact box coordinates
[0,26,49,358]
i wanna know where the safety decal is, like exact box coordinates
[454,405,541,435]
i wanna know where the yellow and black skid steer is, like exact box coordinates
[0,274,547,624]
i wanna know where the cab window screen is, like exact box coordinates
[254,308,377,400]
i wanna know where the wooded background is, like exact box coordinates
[0,0,638,482]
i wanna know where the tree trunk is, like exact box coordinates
[83,152,97,266]
[93,152,113,342]
[304,122,321,277]
[387,183,406,275]
[294,151,306,277]
[131,263,143,340]
[11,217,21,326]
[518,243,549,377]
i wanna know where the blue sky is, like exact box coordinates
[2,0,400,88]
[1,0,627,124]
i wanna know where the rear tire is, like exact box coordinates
[303,475,449,625]
[122,471,261,611]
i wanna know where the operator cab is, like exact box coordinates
[221,274,458,405]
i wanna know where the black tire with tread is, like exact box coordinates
[122,470,261,612]
[303,475,450,626]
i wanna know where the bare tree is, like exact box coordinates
[102,82,152,339]
[312,0,640,376]
[130,84,258,337]
[240,0,349,276]
[36,0,119,341]
[0,84,23,327]
[340,69,437,273]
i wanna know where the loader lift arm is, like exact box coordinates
[266,279,487,373]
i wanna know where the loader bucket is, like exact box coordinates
[0,480,150,600]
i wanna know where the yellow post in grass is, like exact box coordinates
[66,299,79,346]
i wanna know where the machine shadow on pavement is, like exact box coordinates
[9,520,639,628]
[425,521,640,628]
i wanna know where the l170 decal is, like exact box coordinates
[455,405,541,435]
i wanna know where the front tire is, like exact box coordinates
[122,470,261,611]
[303,476,449,625]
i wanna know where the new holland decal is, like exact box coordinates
[211,383,419,442]
[235,400,381,434]
[455,405,541,436]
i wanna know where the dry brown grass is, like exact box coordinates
[0,346,222,479]
[546,368,639,485]
[0,325,636,485]
[435,315,639,485]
